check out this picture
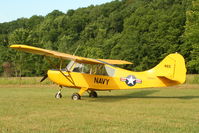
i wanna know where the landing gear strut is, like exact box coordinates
[55,90,62,98]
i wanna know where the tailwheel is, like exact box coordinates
[72,93,81,100]
[55,90,62,98]
[89,91,98,98]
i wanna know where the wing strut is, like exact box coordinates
[45,57,76,86]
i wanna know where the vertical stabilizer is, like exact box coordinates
[151,53,186,84]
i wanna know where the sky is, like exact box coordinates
[0,0,113,23]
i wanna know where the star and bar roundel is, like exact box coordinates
[120,75,142,86]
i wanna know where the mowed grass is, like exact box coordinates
[0,75,199,133]
[0,85,199,133]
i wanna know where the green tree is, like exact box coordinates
[8,28,32,76]
[184,0,199,73]
[0,0,197,76]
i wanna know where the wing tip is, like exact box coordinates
[126,62,133,64]
[98,59,133,65]
[10,44,24,48]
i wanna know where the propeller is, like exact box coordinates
[40,74,48,82]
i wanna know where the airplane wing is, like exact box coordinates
[98,59,132,65]
[10,44,132,65]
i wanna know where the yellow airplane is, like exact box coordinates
[10,44,186,100]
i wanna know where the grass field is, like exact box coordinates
[0,76,199,133]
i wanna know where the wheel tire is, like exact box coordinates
[72,93,81,100]
[89,91,98,98]
[55,93,62,98]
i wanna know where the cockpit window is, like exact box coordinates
[66,61,115,77]
[105,66,115,77]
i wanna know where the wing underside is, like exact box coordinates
[10,44,133,65]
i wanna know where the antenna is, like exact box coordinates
[73,44,81,56]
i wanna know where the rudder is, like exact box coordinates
[151,53,186,84]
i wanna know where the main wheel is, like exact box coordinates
[89,91,98,98]
[72,93,81,100]
[55,92,62,98]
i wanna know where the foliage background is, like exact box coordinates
[0,0,198,76]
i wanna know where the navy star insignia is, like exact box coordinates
[120,75,142,86]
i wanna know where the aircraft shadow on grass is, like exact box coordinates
[87,90,199,102]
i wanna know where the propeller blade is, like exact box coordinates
[40,74,48,82]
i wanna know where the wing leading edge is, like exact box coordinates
[10,44,133,65]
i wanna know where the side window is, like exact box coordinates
[66,62,115,77]
[73,63,84,73]
[90,64,107,75]
[66,61,75,71]
[105,66,115,77]
[69,63,90,73]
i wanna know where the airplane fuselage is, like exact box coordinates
[47,65,180,91]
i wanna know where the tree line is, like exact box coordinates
[0,0,198,77]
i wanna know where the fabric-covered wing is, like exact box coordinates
[10,44,132,65]
[98,59,132,64]
[10,44,102,64]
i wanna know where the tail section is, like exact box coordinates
[151,53,186,84]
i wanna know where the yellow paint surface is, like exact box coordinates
[47,53,186,91]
